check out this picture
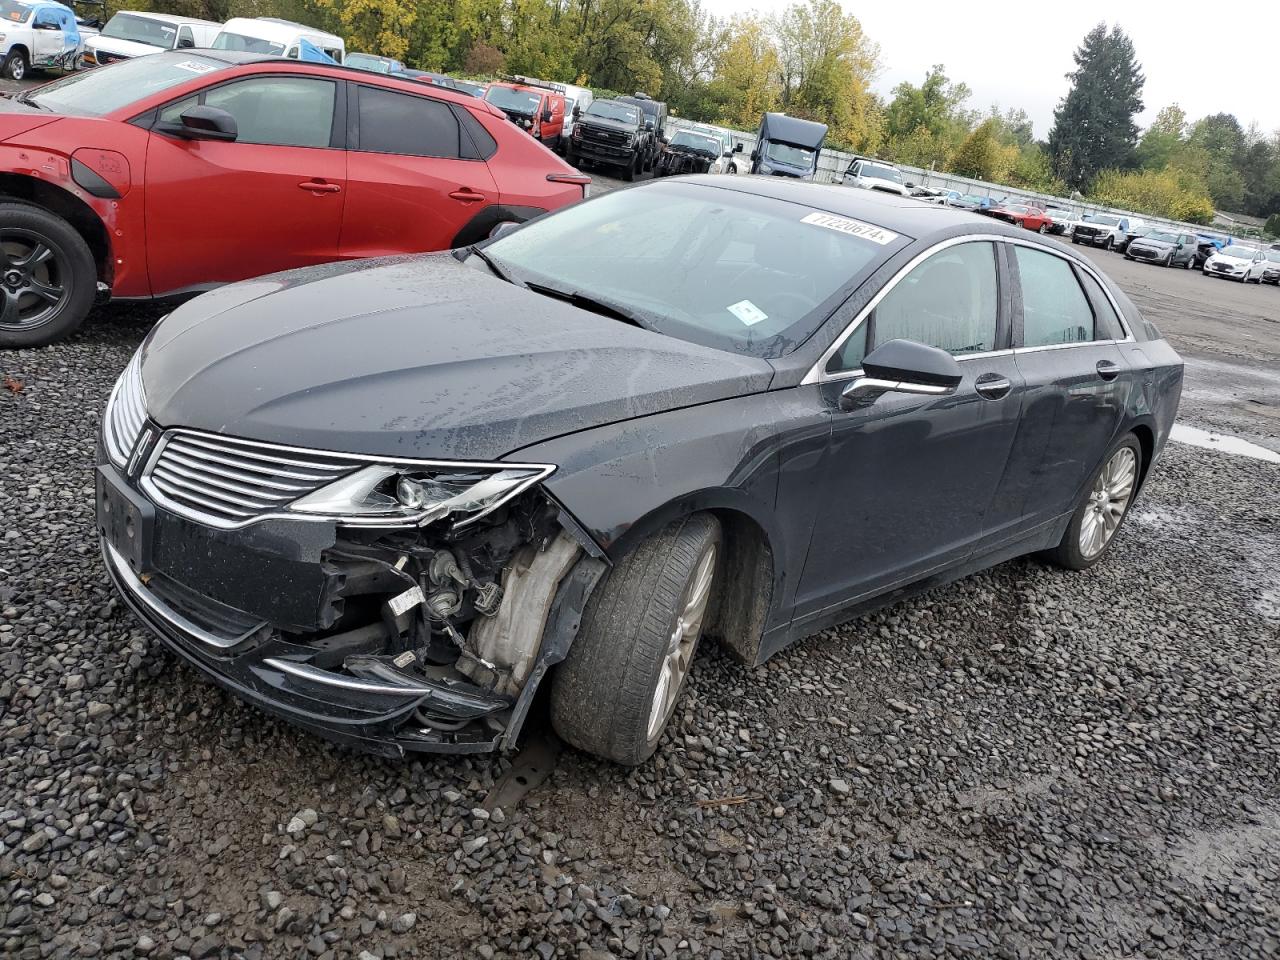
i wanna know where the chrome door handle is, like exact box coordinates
[1096,360,1121,381]
[974,373,1011,400]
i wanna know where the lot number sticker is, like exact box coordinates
[174,60,218,74]
[727,299,768,326]
[801,212,898,245]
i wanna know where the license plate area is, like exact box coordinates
[97,466,154,575]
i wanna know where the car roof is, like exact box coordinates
[218,17,343,45]
[680,175,1032,242]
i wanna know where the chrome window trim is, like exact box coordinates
[138,426,555,531]
[803,233,1134,386]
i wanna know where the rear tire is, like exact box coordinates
[1042,435,1142,571]
[551,514,722,766]
[0,202,96,349]
[3,49,28,81]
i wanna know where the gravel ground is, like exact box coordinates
[2,243,1280,959]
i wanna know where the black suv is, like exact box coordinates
[567,99,648,180]
[618,93,668,172]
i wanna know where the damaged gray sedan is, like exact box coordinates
[97,178,1182,764]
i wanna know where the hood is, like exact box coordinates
[87,35,164,58]
[1209,253,1250,265]
[577,116,636,135]
[140,254,775,462]
[0,96,59,139]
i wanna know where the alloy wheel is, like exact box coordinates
[9,58,23,81]
[0,230,70,332]
[1079,447,1137,559]
[646,541,717,742]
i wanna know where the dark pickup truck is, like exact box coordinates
[566,99,648,180]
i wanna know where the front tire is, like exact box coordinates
[1104,236,1114,252]
[1043,436,1141,571]
[0,203,97,349]
[551,514,721,766]
[3,49,28,81]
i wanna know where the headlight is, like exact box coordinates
[758,163,773,174]
[287,462,554,528]
[572,124,583,139]
[103,347,147,468]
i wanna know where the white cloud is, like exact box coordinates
[701,0,1279,139]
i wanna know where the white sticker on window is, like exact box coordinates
[174,60,216,74]
[801,211,898,245]
[727,299,768,326]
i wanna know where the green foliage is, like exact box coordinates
[1090,167,1215,224]
[881,65,974,169]
[1265,214,1280,238]
[1048,23,1145,189]
[949,119,1005,181]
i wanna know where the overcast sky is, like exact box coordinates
[702,0,1280,139]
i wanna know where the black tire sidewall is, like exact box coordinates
[0,202,96,348]
[5,50,27,80]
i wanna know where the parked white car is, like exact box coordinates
[1072,214,1131,250]
[84,12,220,67]
[0,0,83,79]
[841,157,910,196]
[1203,245,1268,283]
[212,17,344,63]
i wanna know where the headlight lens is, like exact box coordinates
[287,462,554,528]
[103,347,147,468]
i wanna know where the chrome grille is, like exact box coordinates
[143,431,359,526]
[103,350,147,468]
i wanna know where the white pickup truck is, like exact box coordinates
[0,0,83,79]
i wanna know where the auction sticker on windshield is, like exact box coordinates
[801,212,898,245]
[727,299,768,326]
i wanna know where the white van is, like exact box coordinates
[211,17,344,63]
[84,12,221,67]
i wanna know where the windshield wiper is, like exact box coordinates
[524,282,651,330]
[466,245,523,287]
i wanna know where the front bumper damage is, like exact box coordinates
[98,446,606,758]
[657,150,714,176]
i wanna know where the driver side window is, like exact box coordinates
[828,241,998,372]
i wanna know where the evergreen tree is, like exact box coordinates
[1048,23,1145,189]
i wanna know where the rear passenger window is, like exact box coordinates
[356,86,461,158]
[1076,270,1124,341]
[1013,246,1094,347]
[868,241,998,357]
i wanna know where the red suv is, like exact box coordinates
[0,50,589,347]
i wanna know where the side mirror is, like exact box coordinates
[488,220,520,241]
[905,181,916,188]
[541,108,552,123]
[177,36,195,48]
[734,142,744,153]
[572,105,580,119]
[838,339,963,411]
[644,119,654,131]
[172,105,238,142]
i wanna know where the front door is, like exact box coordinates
[30,9,65,67]
[340,83,498,258]
[143,74,346,296]
[793,240,1026,620]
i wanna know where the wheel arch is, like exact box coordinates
[0,174,112,286]
[1129,421,1156,493]
[603,491,779,667]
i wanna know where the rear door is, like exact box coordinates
[991,243,1130,535]
[339,82,499,257]
[142,73,346,295]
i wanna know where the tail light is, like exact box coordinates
[547,172,591,200]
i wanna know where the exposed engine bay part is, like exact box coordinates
[460,531,582,696]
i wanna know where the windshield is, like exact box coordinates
[24,52,225,117]
[1004,204,1031,214]
[863,163,903,183]
[1086,215,1122,226]
[453,80,485,97]
[670,132,720,154]
[0,0,31,25]
[346,53,391,73]
[1221,245,1257,259]
[101,13,177,48]
[485,86,540,114]
[480,181,902,358]
[586,101,640,124]
[765,141,814,167]
[211,32,286,56]
[1145,231,1178,243]
[1267,250,1280,263]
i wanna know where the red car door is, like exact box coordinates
[340,83,499,258]
[142,74,346,296]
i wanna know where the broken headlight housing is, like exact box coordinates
[287,462,555,529]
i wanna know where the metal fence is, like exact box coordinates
[664,116,1238,241]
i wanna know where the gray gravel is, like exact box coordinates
[2,296,1279,959]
